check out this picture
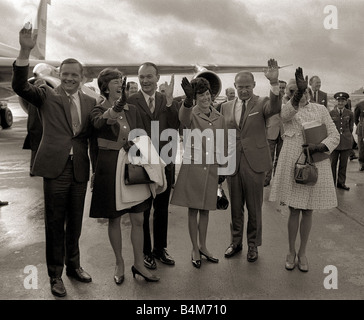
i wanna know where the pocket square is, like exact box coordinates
[248,112,259,117]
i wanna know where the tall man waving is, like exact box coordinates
[12,26,96,297]
[127,63,180,269]
[221,59,281,262]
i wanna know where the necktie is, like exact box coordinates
[69,95,81,135]
[148,96,155,114]
[239,100,246,128]
[314,91,317,102]
[340,110,342,117]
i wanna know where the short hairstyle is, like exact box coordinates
[126,81,137,90]
[191,77,212,99]
[235,71,255,82]
[279,80,287,85]
[309,76,320,85]
[139,62,159,75]
[225,87,235,95]
[60,58,84,75]
[97,68,123,99]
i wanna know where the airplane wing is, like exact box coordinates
[81,63,279,80]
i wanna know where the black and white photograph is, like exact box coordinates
[1,0,363,307]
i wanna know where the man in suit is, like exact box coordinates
[329,92,354,190]
[221,59,281,262]
[12,26,96,297]
[309,76,327,107]
[126,81,138,98]
[21,79,45,176]
[354,99,364,171]
[344,98,359,161]
[127,63,180,270]
[264,80,286,186]
[215,87,236,112]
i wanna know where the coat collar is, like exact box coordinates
[135,90,162,118]
[193,105,220,122]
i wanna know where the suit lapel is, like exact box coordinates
[241,95,258,129]
[137,91,153,119]
[56,86,73,132]
[153,92,163,119]
[231,98,240,130]
[78,91,89,135]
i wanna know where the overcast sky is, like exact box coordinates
[1,0,363,96]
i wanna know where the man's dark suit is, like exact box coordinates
[310,89,328,107]
[12,63,96,278]
[127,91,179,256]
[221,92,281,248]
[22,100,43,173]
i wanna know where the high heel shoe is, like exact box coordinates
[114,266,125,285]
[131,266,160,282]
[285,253,296,271]
[199,250,219,263]
[297,255,309,272]
[191,253,201,269]
[114,274,125,285]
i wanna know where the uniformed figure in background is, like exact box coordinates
[329,92,354,190]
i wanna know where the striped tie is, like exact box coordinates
[148,96,155,114]
[69,95,81,135]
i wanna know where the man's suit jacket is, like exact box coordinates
[12,63,96,181]
[127,91,180,160]
[266,113,284,140]
[221,92,281,174]
[22,101,43,152]
[311,89,328,107]
[329,107,353,151]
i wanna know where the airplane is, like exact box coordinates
[0,0,290,129]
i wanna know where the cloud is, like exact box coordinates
[1,0,364,94]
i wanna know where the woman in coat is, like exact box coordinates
[269,68,339,272]
[171,77,227,268]
[90,68,159,283]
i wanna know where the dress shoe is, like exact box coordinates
[360,166,364,171]
[153,248,175,265]
[297,255,309,272]
[66,267,92,283]
[224,244,242,258]
[285,253,296,270]
[350,155,358,160]
[247,246,258,262]
[131,266,160,282]
[144,254,157,270]
[199,250,219,263]
[114,266,125,285]
[50,277,66,297]
[0,200,9,206]
[191,253,201,269]
[337,184,350,191]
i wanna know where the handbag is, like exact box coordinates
[124,164,153,185]
[217,184,229,210]
[294,146,318,186]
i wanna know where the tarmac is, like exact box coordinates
[1,102,364,303]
